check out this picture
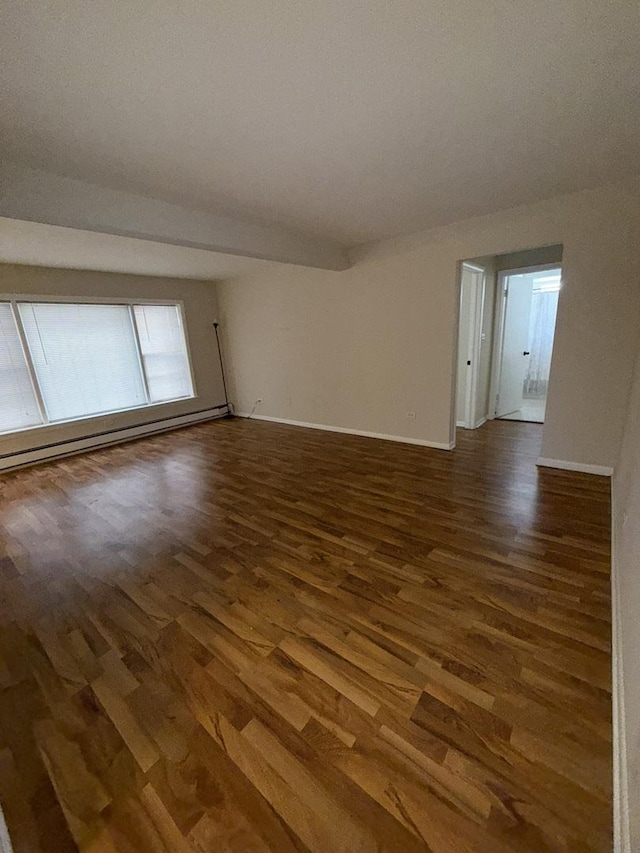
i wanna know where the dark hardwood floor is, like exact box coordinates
[0,418,611,852]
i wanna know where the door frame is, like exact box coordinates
[488,263,561,419]
[456,263,486,430]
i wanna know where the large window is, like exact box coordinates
[0,303,42,432]
[0,299,194,435]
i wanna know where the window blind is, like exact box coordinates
[133,305,193,403]
[0,302,43,432]
[18,302,147,422]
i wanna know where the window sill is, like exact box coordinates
[0,396,198,440]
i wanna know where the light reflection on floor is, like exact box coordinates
[499,397,546,423]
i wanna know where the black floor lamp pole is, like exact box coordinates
[213,322,233,418]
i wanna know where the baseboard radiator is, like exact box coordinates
[0,407,226,473]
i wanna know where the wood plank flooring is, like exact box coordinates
[0,418,612,851]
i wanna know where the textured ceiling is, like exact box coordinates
[2,0,639,245]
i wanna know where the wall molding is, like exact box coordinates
[236,413,454,450]
[536,456,613,477]
[0,408,226,472]
[612,483,632,853]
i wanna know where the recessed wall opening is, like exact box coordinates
[454,244,563,436]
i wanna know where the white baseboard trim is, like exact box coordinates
[612,483,631,853]
[536,456,614,477]
[456,417,487,431]
[0,408,226,472]
[236,413,454,450]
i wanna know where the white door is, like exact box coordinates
[456,265,485,429]
[496,274,533,417]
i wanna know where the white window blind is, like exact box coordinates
[0,303,43,432]
[133,305,193,403]
[18,302,147,422]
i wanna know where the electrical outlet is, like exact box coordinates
[406,411,416,420]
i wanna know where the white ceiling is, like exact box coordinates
[0,218,272,280]
[2,0,640,246]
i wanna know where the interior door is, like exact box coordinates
[456,265,485,428]
[496,274,533,417]
[456,269,473,426]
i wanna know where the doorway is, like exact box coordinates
[454,244,563,439]
[493,265,561,423]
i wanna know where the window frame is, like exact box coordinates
[0,293,197,436]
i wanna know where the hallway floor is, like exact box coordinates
[500,397,547,423]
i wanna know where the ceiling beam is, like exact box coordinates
[0,163,349,271]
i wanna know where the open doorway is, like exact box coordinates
[494,265,561,423]
[455,244,563,434]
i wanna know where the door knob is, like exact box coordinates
[523,351,530,355]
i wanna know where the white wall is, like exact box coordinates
[218,179,640,468]
[613,338,640,852]
[0,264,225,455]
